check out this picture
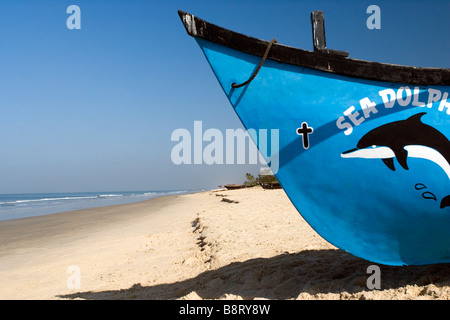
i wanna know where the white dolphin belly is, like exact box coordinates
[341,146,395,159]
[404,145,450,180]
[341,145,450,180]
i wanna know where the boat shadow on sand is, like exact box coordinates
[59,249,449,300]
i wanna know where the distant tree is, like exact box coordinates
[243,171,279,187]
[244,173,257,186]
[257,168,279,185]
[257,174,278,184]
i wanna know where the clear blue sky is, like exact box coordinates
[0,0,448,193]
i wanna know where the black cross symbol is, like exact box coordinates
[296,122,314,149]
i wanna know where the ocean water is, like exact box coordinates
[0,190,196,221]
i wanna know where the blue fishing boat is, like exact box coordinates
[178,10,450,266]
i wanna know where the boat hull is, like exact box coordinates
[195,37,450,266]
[177,7,450,265]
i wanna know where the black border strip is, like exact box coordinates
[178,10,450,86]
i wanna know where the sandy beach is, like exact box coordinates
[0,186,449,300]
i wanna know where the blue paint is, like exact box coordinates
[195,38,450,266]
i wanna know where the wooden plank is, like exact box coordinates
[311,10,326,51]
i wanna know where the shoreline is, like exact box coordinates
[1,187,449,300]
[0,191,199,257]
[0,189,201,222]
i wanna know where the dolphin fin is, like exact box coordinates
[394,148,409,170]
[382,158,396,171]
[441,195,450,209]
[407,112,426,122]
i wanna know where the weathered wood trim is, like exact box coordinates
[311,11,326,51]
[178,10,450,85]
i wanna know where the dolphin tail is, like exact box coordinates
[440,195,450,209]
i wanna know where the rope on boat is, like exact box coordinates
[231,39,278,89]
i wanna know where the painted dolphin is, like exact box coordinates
[341,112,450,209]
